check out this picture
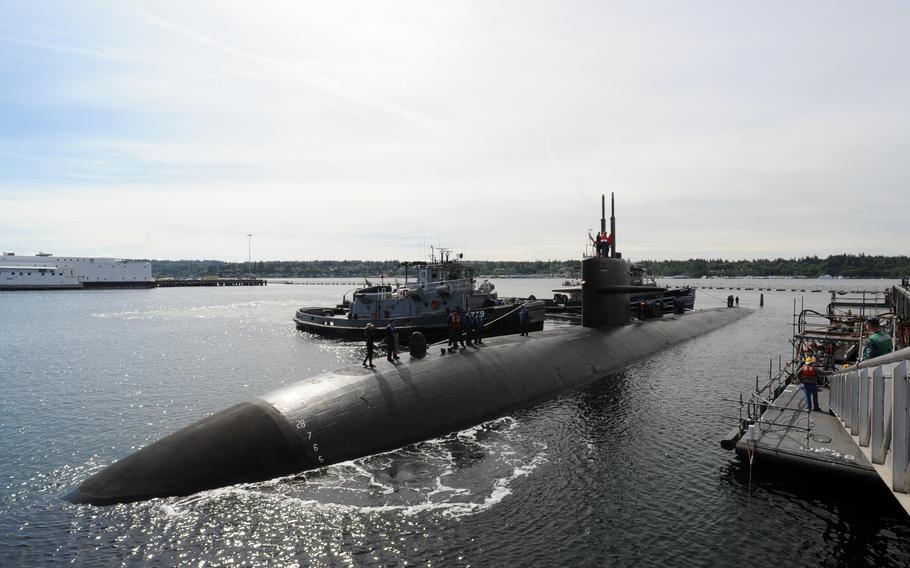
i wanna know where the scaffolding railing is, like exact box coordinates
[720,357,810,450]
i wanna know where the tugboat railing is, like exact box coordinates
[828,347,910,503]
[354,279,475,299]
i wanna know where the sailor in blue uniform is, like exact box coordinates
[385,321,400,361]
[362,323,376,368]
[519,305,530,336]
[464,311,475,345]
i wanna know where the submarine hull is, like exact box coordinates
[66,307,750,506]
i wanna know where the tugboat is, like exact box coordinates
[294,249,545,343]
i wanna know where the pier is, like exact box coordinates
[728,347,910,515]
[726,283,910,516]
[155,278,267,287]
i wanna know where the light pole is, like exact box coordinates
[246,233,253,278]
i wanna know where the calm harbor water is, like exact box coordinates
[1,278,909,567]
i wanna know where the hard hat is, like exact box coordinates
[805,356,815,364]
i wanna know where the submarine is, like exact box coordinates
[65,195,751,506]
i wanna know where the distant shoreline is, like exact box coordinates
[151,255,910,280]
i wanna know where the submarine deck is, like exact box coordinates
[734,384,876,479]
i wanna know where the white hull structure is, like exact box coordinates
[0,252,154,290]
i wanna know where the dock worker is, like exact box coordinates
[385,321,400,362]
[799,356,821,412]
[362,323,376,368]
[863,317,893,361]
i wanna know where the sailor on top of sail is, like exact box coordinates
[589,231,613,257]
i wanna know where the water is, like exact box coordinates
[1,279,908,567]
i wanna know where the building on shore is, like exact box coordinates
[0,251,153,290]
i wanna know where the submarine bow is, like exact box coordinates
[66,306,751,506]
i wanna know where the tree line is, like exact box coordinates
[151,254,910,279]
[151,259,581,279]
[635,254,910,278]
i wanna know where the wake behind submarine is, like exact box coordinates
[66,196,751,506]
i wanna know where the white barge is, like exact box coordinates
[0,252,154,290]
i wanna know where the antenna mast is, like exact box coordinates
[610,192,616,258]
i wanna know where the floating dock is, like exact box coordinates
[724,283,910,515]
[731,383,876,479]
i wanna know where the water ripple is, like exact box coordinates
[2,281,910,566]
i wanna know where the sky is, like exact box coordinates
[1,1,908,262]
